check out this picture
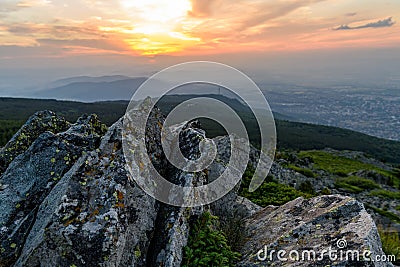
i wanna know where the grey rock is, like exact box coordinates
[15,119,158,267]
[238,195,392,267]
[0,114,106,266]
[149,122,207,267]
[0,110,70,175]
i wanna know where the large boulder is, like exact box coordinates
[13,115,161,267]
[0,111,70,175]
[0,114,107,267]
[238,195,392,267]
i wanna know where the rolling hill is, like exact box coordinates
[1,96,400,164]
[33,78,146,102]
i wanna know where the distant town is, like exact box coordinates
[264,84,400,141]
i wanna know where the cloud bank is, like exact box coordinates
[0,0,399,57]
[334,17,395,30]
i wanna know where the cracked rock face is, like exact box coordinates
[147,122,207,267]
[0,110,71,176]
[15,119,158,267]
[238,195,392,267]
[0,113,107,267]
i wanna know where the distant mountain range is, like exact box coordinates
[46,75,134,88]
[34,76,146,102]
[32,75,257,103]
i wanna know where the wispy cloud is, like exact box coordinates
[0,0,51,12]
[334,17,395,30]
[17,0,52,7]
[0,1,22,12]
[189,0,327,30]
[345,12,357,17]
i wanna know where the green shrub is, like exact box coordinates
[366,205,400,224]
[333,171,348,177]
[288,165,316,178]
[393,168,400,189]
[219,208,246,252]
[240,181,310,207]
[0,120,23,146]
[335,176,380,193]
[275,151,293,161]
[298,181,316,195]
[378,227,400,265]
[298,151,393,178]
[320,187,331,195]
[370,190,400,200]
[335,181,363,193]
[393,168,400,178]
[182,212,241,267]
[239,167,310,207]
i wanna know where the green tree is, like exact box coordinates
[182,212,241,267]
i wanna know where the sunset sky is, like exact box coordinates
[0,0,400,93]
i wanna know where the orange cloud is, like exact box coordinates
[0,0,399,57]
[17,0,52,7]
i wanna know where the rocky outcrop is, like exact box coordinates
[14,119,158,267]
[0,109,392,267]
[0,107,211,267]
[146,123,207,267]
[0,111,70,175]
[0,113,106,266]
[239,195,392,267]
[274,149,400,234]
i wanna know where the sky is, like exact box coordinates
[0,0,400,94]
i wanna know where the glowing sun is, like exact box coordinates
[119,0,200,55]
